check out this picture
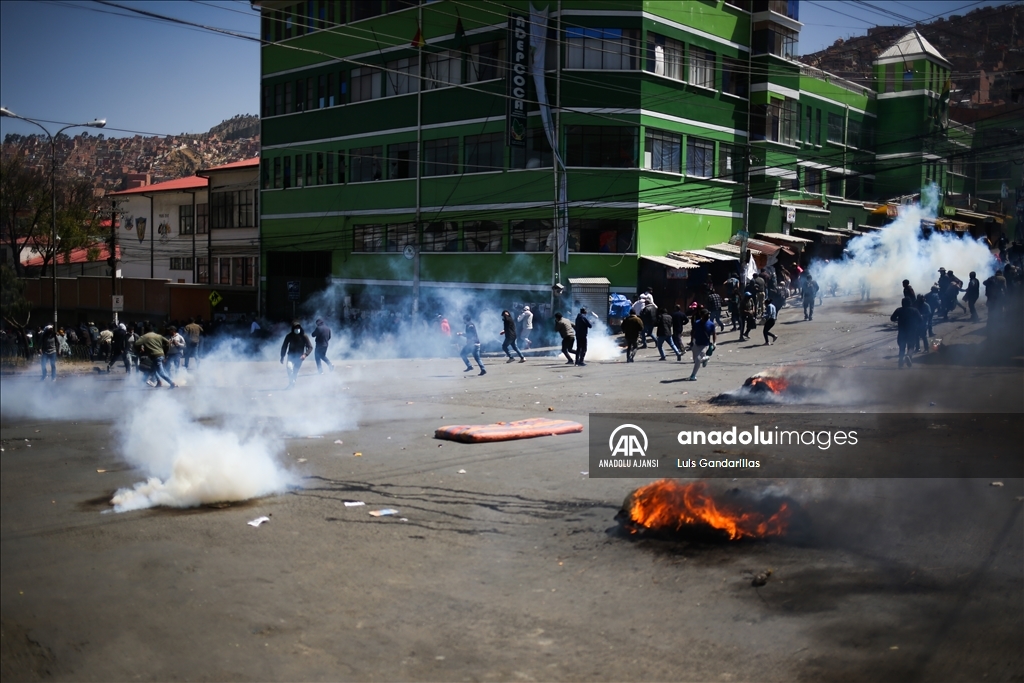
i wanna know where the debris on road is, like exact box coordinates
[96,469,106,473]
[457,469,466,474]
[990,481,1004,487]
[353,452,363,457]
[247,516,270,527]
[435,418,583,443]
[751,569,773,587]
[369,509,398,517]
[343,501,365,507]
[334,440,343,445]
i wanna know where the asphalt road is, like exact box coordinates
[2,294,1022,682]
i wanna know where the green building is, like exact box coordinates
[255,0,973,319]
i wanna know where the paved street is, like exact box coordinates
[2,294,1022,682]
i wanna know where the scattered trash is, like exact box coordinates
[1015,496,1024,502]
[247,516,270,527]
[594,393,602,396]
[890,646,899,651]
[548,406,554,411]
[990,481,1004,487]
[333,440,344,445]
[580,471,589,476]
[343,501,365,507]
[306,435,323,439]
[297,458,307,463]
[457,469,466,474]
[353,452,363,457]
[369,509,398,517]
[751,569,773,587]
[929,401,936,406]
[400,518,409,522]
[407,402,414,405]
[96,469,106,473]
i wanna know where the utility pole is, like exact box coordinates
[109,198,119,323]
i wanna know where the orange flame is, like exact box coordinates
[748,375,789,393]
[625,480,790,540]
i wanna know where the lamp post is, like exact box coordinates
[0,107,106,327]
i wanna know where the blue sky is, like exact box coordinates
[0,1,1012,140]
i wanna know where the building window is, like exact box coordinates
[388,142,418,179]
[566,28,639,70]
[262,85,272,117]
[568,218,635,253]
[722,57,748,98]
[645,33,683,81]
[353,224,385,252]
[804,105,813,144]
[847,118,861,149]
[718,144,744,181]
[316,152,325,185]
[285,81,294,113]
[566,126,638,168]
[644,129,682,173]
[325,151,335,184]
[463,220,503,252]
[350,146,382,182]
[805,168,822,194]
[232,257,255,286]
[885,63,895,93]
[464,132,504,173]
[196,203,208,234]
[210,190,256,229]
[827,112,845,144]
[689,46,716,89]
[283,156,292,188]
[753,98,796,144]
[218,257,232,285]
[421,221,459,252]
[351,67,381,102]
[423,137,459,176]
[686,137,715,177]
[334,151,345,183]
[170,257,194,271]
[386,223,417,252]
[425,50,462,89]
[814,109,822,144]
[752,21,798,59]
[827,172,844,197]
[510,128,553,169]
[509,218,553,252]
[197,257,209,284]
[385,57,419,96]
[467,40,505,83]
[352,0,382,21]
[179,205,194,235]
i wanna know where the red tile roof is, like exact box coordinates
[200,157,260,173]
[109,175,207,196]
[23,243,121,267]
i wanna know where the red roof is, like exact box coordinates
[23,243,121,268]
[109,175,207,196]
[200,157,260,173]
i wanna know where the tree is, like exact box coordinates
[1,151,101,277]
[0,263,31,329]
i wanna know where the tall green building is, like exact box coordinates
[255,0,969,318]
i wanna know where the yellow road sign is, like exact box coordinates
[209,290,223,307]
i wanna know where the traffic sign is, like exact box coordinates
[287,281,301,301]
[209,290,223,307]
[112,295,124,312]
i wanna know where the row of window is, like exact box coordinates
[753,99,872,149]
[644,33,748,97]
[264,126,750,188]
[262,42,503,116]
[168,256,258,286]
[882,62,947,95]
[173,191,258,234]
[352,219,636,254]
[262,1,425,42]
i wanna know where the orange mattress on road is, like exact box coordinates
[434,418,584,443]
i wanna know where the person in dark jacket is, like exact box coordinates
[671,304,688,353]
[456,314,485,375]
[802,275,819,320]
[554,312,576,365]
[280,320,313,388]
[39,325,58,381]
[621,311,643,362]
[311,318,335,374]
[107,323,127,373]
[573,308,593,366]
[915,294,932,352]
[924,286,940,335]
[500,310,525,363]
[890,297,924,368]
[964,271,980,321]
[639,299,657,348]
[902,279,916,301]
[654,307,681,361]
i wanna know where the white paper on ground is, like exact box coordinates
[369,509,398,517]
[247,516,270,527]
[344,501,366,507]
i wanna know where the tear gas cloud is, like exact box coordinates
[0,341,357,512]
[810,185,997,299]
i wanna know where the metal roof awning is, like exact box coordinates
[856,225,884,232]
[568,277,611,285]
[706,242,743,256]
[730,236,783,256]
[755,232,813,244]
[641,255,700,270]
[792,228,845,245]
[781,203,830,215]
[678,249,739,262]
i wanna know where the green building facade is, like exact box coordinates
[255,0,972,317]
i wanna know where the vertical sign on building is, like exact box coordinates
[506,13,528,148]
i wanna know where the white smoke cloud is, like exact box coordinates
[811,189,997,300]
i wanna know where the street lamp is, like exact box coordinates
[0,107,106,327]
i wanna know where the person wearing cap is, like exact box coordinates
[516,305,533,349]
[38,324,58,381]
[311,318,335,374]
[456,314,486,375]
[280,321,313,389]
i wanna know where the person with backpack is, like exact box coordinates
[802,274,819,321]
